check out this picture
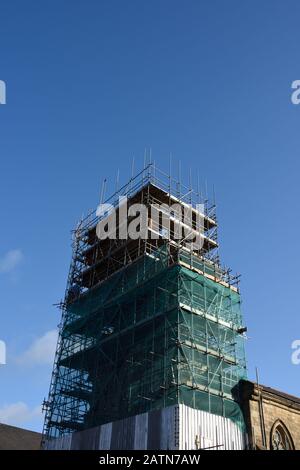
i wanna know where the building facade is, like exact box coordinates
[0,423,41,450]
[240,380,300,450]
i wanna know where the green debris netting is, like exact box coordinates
[47,246,247,438]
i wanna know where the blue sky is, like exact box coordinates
[0,0,300,432]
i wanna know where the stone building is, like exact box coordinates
[0,423,41,450]
[240,380,300,450]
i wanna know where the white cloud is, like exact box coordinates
[0,402,42,427]
[0,249,23,274]
[17,330,58,366]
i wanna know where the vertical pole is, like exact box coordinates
[213,183,216,207]
[169,153,172,196]
[178,160,181,200]
[130,157,135,194]
[149,148,153,183]
[256,367,267,448]
[100,178,107,205]
[116,169,120,193]
[143,149,147,185]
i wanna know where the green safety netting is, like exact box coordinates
[46,245,246,438]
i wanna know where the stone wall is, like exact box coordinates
[240,380,300,450]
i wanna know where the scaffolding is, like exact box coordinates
[43,164,247,441]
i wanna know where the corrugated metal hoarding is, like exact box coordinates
[44,404,245,450]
